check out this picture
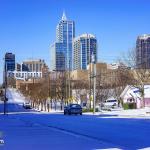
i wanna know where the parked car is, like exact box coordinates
[0,96,8,101]
[23,102,31,109]
[64,104,82,115]
[103,99,118,108]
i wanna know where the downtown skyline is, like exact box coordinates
[1,0,150,83]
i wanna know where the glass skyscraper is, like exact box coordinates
[50,12,75,71]
[73,34,97,70]
[5,52,15,71]
[136,34,150,69]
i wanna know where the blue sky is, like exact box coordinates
[0,0,150,83]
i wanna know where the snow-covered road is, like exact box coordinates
[0,88,33,114]
[0,89,150,150]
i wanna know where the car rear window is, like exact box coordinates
[71,104,81,108]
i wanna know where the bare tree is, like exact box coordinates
[7,77,16,88]
[55,71,66,110]
[72,80,89,105]
[121,48,150,107]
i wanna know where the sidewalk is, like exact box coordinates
[83,108,150,119]
[34,107,150,119]
[33,108,63,114]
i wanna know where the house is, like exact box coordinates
[120,85,150,108]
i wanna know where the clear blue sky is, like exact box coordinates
[0,0,150,83]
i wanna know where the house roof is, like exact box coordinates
[120,85,150,99]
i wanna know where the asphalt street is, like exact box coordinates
[0,89,150,150]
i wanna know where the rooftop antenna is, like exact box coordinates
[62,10,67,21]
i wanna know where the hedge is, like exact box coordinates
[123,103,136,110]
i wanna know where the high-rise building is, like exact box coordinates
[73,34,97,70]
[136,34,150,69]
[50,12,75,71]
[50,42,66,71]
[5,52,15,71]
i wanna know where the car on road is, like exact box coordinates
[103,99,118,109]
[23,102,31,109]
[64,104,82,115]
[0,96,8,101]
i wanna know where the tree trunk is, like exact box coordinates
[47,104,50,112]
[61,98,63,110]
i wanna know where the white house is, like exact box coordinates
[120,85,150,108]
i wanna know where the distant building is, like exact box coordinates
[5,52,15,71]
[15,63,21,71]
[8,71,42,80]
[8,59,48,80]
[50,42,66,71]
[22,63,29,71]
[136,34,150,69]
[50,12,75,71]
[42,64,49,78]
[71,70,88,81]
[22,59,45,72]
[73,34,97,70]
[107,62,130,70]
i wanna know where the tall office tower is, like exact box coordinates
[136,34,150,69]
[5,52,15,71]
[73,34,97,70]
[50,12,75,71]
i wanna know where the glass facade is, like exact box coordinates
[50,12,75,71]
[5,53,15,71]
[136,35,150,69]
[56,43,66,71]
[73,34,97,70]
[22,64,29,71]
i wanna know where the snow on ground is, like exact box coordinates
[83,108,150,119]
[0,88,150,150]
[6,88,25,104]
[102,107,150,118]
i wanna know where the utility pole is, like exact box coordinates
[47,72,50,112]
[89,59,92,109]
[89,38,92,109]
[4,61,7,115]
[68,59,71,100]
[92,54,96,114]
[65,71,68,105]
[55,71,57,111]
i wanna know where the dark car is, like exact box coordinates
[64,104,82,115]
[23,102,31,109]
